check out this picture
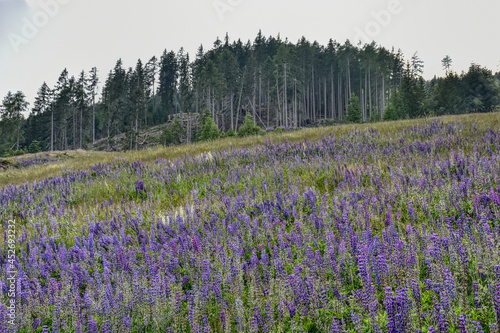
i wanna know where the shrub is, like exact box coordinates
[28,140,42,153]
[237,113,261,137]
[198,110,220,142]
[224,128,236,137]
[347,93,362,123]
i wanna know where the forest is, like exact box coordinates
[1,31,499,155]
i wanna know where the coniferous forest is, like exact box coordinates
[1,32,499,155]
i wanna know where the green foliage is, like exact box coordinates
[221,128,235,138]
[2,149,26,157]
[428,72,463,115]
[161,117,185,146]
[384,63,427,121]
[346,93,362,123]
[161,125,174,146]
[28,140,42,154]
[197,110,220,142]
[3,34,500,154]
[237,113,262,137]
[384,89,405,121]
[461,64,500,113]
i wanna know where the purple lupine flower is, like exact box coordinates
[87,315,98,332]
[351,311,362,332]
[412,279,421,305]
[220,310,226,330]
[330,319,341,333]
[495,282,500,328]
[264,302,274,331]
[33,318,41,330]
[473,281,481,308]
[458,315,467,333]
[250,316,259,333]
[135,180,146,195]
[253,307,264,328]
[396,288,411,332]
[385,287,396,333]
[286,301,296,319]
[438,311,448,333]
[472,321,484,333]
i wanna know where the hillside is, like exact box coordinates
[1,112,498,188]
[0,112,500,332]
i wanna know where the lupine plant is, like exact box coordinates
[0,119,500,332]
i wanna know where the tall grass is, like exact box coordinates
[2,112,498,189]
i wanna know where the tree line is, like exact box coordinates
[1,31,499,155]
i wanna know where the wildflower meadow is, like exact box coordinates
[1,117,500,332]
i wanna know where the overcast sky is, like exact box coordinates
[1,0,499,109]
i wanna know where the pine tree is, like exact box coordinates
[346,93,362,123]
[197,109,220,141]
[75,70,88,149]
[237,113,261,137]
[158,50,178,119]
[1,91,28,151]
[87,67,99,145]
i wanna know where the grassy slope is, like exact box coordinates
[1,112,499,189]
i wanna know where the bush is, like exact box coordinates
[28,140,42,153]
[161,117,186,146]
[224,128,236,137]
[347,93,362,123]
[198,110,220,142]
[237,113,262,137]
[161,126,174,146]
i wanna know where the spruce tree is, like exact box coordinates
[346,93,362,123]
[198,109,220,141]
[237,113,261,137]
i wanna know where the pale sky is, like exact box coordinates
[1,0,499,110]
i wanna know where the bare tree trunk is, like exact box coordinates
[331,67,335,119]
[73,111,76,149]
[16,127,19,151]
[382,75,386,119]
[107,122,110,151]
[276,76,280,127]
[51,108,54,151]
[79,108,82,149]
[365,70,368,122]
[253,73,257,120]
[92,100,95,145]
[368,63,372,121]
[267,81,270,128]
[293,79,298,128]
[235,69,246,132]
[311,65,315,123]
[323,77,327,120]
[318,77,321,120]
[375,75,379,120]
[284,63,287,128]
[347,58,352,100]
[259,70,262,125]
[338,76,342,120]
[195,87,199,115]
[230,91,234,131]
[135,114,138,150]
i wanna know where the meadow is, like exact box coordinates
[1,112,500,332]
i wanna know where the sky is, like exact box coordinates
[1,0,499,111]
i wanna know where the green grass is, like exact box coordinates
[1,112,499,189]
